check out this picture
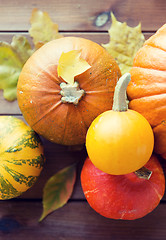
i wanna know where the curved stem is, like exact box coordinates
[112,73,131,112]
[135,167,152,180]
[112,73,152,180]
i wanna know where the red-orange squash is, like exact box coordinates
[17,37,121,145]
[127,24,166,159]
[81,155,165,220]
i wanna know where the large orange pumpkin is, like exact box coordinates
[17,37,121,145]
[127,24,166,159]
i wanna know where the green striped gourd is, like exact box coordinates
[0,116,45,199]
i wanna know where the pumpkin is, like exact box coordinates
[86,73,154,175]
[0,116,45,200]
[127,23,166,159]
[17,37,121,145]
[81,155,165,220]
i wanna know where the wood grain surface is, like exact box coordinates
[1,201,166,240]
[0,0,166,31]
[0,0,166,239]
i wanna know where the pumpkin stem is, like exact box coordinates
[135,166,152,180]
[60,81,85,105]
[112,73,131,112]
[112,73,153,180]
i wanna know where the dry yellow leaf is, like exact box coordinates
[58,50,91,85]
[29,8,63,49]
[102,12,145,74]
[0,36,33,101]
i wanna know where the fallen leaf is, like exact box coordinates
[0,36,33,101]
[39,164,76,222]
[102,12,145,74]
[57,50,91,85]
[11,35,34,63]
[29,8,63,49]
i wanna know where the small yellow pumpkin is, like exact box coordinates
[86,73,154,175]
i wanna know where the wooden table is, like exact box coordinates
[0,0,166,239]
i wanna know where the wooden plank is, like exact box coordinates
[0,31,153,45]
[0,0,165,32]
[0,95,21,115]
[0,200,166,240]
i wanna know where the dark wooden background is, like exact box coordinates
[0,0,166,239]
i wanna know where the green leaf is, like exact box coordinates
[102,12,145,75]
[39,164,76,222]
[58,50,91,85]
[29,8,63,49]
[0,36,33,101]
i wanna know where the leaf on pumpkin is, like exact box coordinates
[102,12,145,75]
[57,50,91,85]
[39,164,76,222]
[29,8,63,49]
[0,36,33,101]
